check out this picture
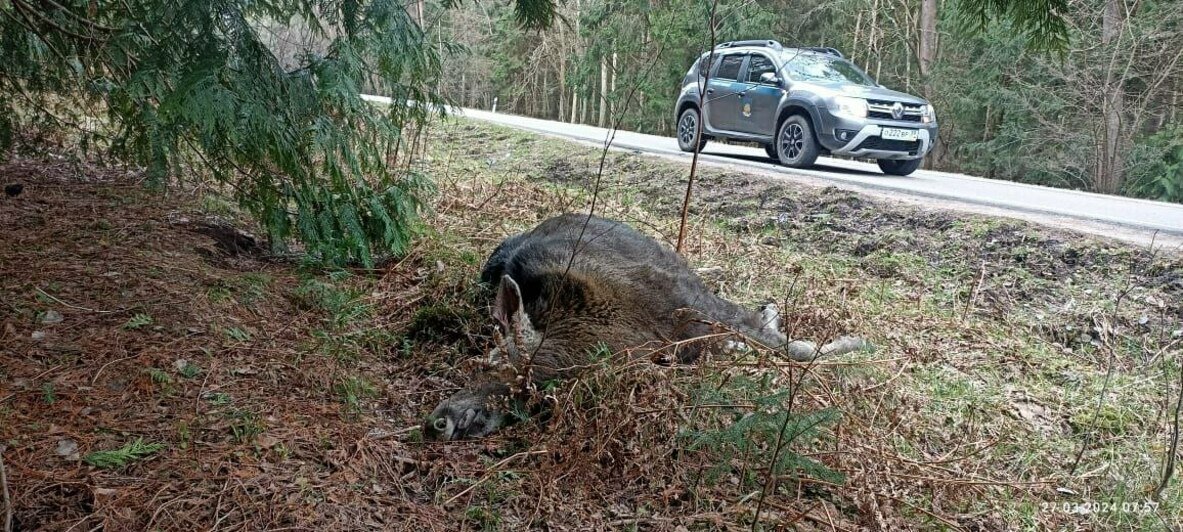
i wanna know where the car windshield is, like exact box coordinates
[781,53,876,86]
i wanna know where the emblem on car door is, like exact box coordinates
[891,102,904,120]
[743,102,752,117]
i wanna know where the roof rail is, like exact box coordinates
[715,40,784,51]
[800,46,844,58]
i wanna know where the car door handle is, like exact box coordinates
[706,88,715,94]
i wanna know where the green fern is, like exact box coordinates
[146,368,173,385]
[122,313,154,330]
[224,327,252,341]
[84,438,166,470]
[680,374,845,488]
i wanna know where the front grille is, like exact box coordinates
[854,137,920,153]
[867,100,924,122]
[868,110,922,122]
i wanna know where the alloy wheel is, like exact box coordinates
[779,123,804,160]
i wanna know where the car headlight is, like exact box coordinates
[831,96,867,119]
[921,104,936,124]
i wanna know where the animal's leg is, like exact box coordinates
[760,303,782,336]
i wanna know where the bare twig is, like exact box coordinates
[442,449,547,506]
[522,42,667,387]
[752,332,830,528]
[961,260,987,323]
[1156,353,1182,499]
[675,0,719,253]
[35,287,118,314]
[1,446,12,532]
[1068,245,1147,475]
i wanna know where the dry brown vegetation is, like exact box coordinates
[1,119,1181,530]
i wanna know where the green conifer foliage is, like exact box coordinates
[0,0,552,265]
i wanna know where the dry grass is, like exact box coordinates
[1,118,1181,530]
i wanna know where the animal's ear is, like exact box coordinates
[492,275,525,332]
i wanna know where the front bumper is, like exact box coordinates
[831,124,933,161]
[816,111,938,161]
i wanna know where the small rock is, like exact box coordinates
[173,359,190,372]
[41,310,64,324]
[55,438,80,460]
[1137,315,1149,326]
[31,330,47,341]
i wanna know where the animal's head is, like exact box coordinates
[423,275,537,441]
[423,386,506,440]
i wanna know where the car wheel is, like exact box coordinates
[763,143,778,160]
[677,108,707,153]
[776,115,819,168]
[877,158,923,176]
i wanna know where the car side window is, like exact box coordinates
[697,54,715,76]
[715,54,744,81]
[746,54,777,84]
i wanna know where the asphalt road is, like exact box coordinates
[360,95,1183,247]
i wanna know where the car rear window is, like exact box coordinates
[715,55,744,81]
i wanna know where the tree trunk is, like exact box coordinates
[851,11,862,66]
[570,86,579,123]
[1096,0,1127,194]
[1171,89,1179,125]
[867,0,879,73]
[918,0,941,168]
[599,55,609,127]
[609,52,618,123]
[542,69,550,118]
[558,56,566,121]
[918,0,938,78]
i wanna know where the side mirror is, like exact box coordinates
[759,72,780,85]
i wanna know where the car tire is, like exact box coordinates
[763,143,778,160]
[877,158,923,176]
[776,115,820,168]
[676,107,707,153]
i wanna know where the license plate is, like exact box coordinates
[881,128,919,142]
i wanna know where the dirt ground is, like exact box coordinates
[1,119,1181,531]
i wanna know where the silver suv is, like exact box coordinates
[673,40,938,176]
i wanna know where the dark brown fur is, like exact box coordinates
[424,214,790,440]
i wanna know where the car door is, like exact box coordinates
[704,53,747,132]
[737,53,782,137]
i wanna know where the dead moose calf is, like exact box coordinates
[423,214,866,440]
